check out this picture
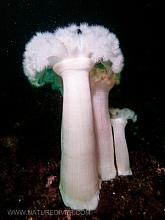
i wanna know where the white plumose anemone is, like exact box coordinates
[110,108,137,176]
[90,64,121,181]
[23,23,124,210]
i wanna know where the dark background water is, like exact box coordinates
[0,0,164,156]
[0,1,165,219]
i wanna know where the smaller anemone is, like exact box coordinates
[110,108,137,176]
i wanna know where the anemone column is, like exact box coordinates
[90,76,116,180]
[53,58,101,210]
[111,118,132,176]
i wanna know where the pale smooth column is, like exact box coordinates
[53,58,101,210]
[111,118,132,176]
[91,81,116,180]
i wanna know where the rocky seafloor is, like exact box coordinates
[0,89,165,220]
